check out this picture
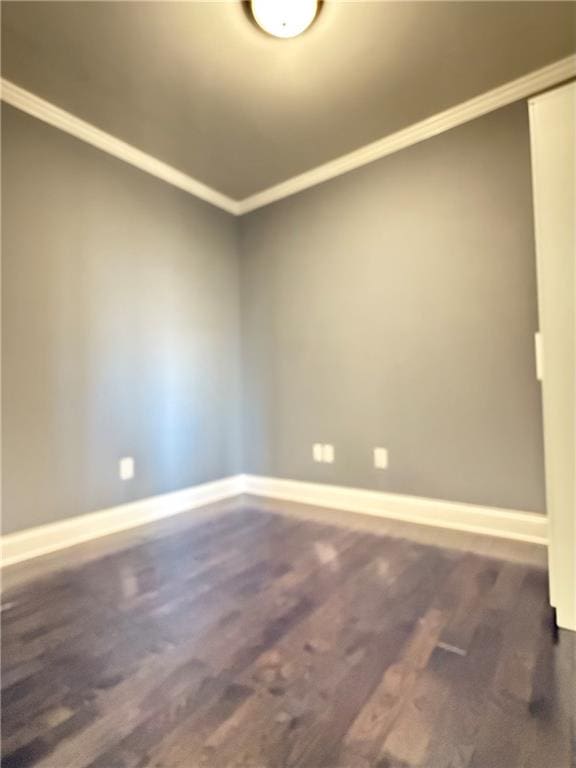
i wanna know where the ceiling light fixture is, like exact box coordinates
[251,0,318,39]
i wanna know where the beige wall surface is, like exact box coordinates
[240,102,546,513]
[2,105,241,534]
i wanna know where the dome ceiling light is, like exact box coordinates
[250,0,319,39]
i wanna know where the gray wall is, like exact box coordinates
[2,105,241,534]
[240,102,546,513]
[2,99,547,535]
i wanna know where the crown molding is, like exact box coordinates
[0,78,241,215]
[237,54,576,214]
[2,55,575,217]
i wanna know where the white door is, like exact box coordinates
[529,82,576,631]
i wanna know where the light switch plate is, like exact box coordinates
[313,443,324,462]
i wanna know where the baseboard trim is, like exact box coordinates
[1,474,548,567]
[1,475,244,567]
[243,475,548,546]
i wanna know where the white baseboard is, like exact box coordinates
[243,475,548,546]
[1,475,244,568]
[1,473,548,567]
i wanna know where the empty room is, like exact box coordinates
[1,1,575,766]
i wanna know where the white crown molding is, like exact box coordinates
[237,54,576,214]
[2,55,575,216]
[0,475,244,567]
[243,475,548,545]
[0,78,241,216]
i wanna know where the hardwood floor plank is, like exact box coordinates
[422,561,531,768]
[373,560,527,768]
[521,627,576,768]
[2,510,276,649]
[136,540,392,765]
[14,520,362,766]
[2,514,309,737]
[339,552,473,766]
[1,505,571,768]
[147,537,419,767]
[466,570,558,768]
[285,549,454,768]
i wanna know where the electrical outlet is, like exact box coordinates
[313,443,324,462]
[119,457,135,480]
[374,447,388,469]
[323,444,335,464]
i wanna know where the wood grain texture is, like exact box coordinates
[1,504,574,768]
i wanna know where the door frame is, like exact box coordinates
[529,82,576,631]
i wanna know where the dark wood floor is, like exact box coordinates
[1,505,575,768]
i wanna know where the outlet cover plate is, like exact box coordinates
[119,457,135,480]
